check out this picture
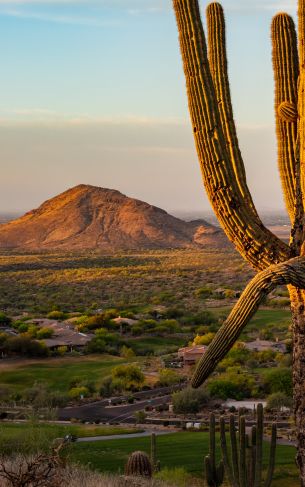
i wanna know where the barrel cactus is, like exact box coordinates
[124,451,152,478]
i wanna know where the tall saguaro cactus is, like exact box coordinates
[172,0,305,483]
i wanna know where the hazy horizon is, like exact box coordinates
[0,0,297,213]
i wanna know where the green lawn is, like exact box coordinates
[0,422,142,442]
[0,355,126,393]
[208,307,291,340]
[69,431,299,486]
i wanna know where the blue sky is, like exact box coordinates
[0,0,298,213]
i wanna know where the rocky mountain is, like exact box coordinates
[0,185,227,251]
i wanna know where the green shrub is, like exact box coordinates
[37,327,54,339]
[47,311,67,320]
[172,387,209,414]
[68,386,89,399]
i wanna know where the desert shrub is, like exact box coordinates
[194,286,213,299]
[23,383,68,408]
[193,333,215,346]
[155,467,193,487]
[4,337,49,357]
[263,367,293,396]
[37,327,54,339]
[68,387,89,399]
[172,387,209,414]
[47,311,67,320]
[208,370,255,400]
[266,392,293,411]
[158,369,181,387]
[111,364,145,392]
[120,346,135,358]
[0,313,11,326]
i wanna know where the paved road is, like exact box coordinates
[59,394,171,422]
[77,430,172,442]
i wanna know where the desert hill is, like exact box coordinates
[0,185,227,250]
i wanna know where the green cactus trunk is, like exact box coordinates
[219,405,276,487]
[172,0,305,482]
[205,413,225,487]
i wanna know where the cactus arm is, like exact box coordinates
[239,416,247,487]
[220,417,238,487]
[272,13,299,222]
[210,413,217,478]
[254,404,264,487]
[216,460,225,486]
[173,0,290,271]
[299,0,305,215]
[250,426,257,487]
[150,433,156,470]
[206,2,258,216]
[192,256,305,387]
[205,455,215,487]
[264,423,277,487]
[230,414,240,485]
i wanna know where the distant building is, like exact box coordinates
[32,319,93,352]
[113,317,138,326]
[178,345,207,365]
[244,338,286,353]
[113,316,138,334]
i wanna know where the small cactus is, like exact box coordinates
[205,413,225,487]
[124,451,152,478]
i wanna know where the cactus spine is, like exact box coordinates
[124,451,152,478]
[172,0,305,480]
[205,413,225,487]
[219,405,277,487]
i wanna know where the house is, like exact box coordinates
[244,338,287,353]
[112,316,138,334]
[178,345,207,365]
[32,319,93,352]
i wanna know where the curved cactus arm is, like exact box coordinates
[220,417,238,487]
[192,256,305,387]
[206,2,258,216]
[264,423,277,487]
[172,0,290,271]
[272,13,299,222]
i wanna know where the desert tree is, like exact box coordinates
[172,0,305,483]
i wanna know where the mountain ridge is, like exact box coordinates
[0,184,228,251]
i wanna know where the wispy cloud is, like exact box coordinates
[0,109,188,127]
[223,0,296,13]
[0,7,120,26]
